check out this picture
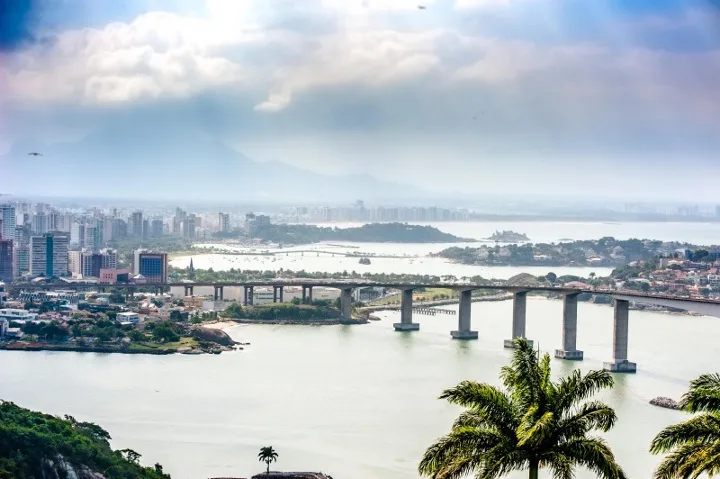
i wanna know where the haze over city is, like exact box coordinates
[1,0,719,201]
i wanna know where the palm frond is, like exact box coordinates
[555,370,615,414]
[680,373,720,413]
[650,413,720,453]
[418,427,502,478]
[559,436,627,479]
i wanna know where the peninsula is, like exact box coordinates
[246,222,475,244]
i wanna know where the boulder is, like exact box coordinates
[192,327,237,347]
[650,397,681,410]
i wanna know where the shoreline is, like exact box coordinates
[220,318,369,326]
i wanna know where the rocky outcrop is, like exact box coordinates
[193,327,237,347]
[650,397,681,410]
[42,457,106,479]
[251,473,333,479]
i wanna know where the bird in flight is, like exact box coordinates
[28,152,43,156]
[418,5,426,9]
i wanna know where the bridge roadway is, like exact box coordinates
[14,281,720,374]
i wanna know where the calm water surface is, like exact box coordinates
[2,299,716,479]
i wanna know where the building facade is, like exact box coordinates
[0,205,16,242]
[134,251,168,283]
[30,233,69,277]
[0,239,13,283]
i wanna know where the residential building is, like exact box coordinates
[150,219,164,238]
[31,214,49,235]
[70,249,118,278]
[130,211,143,239]
[219,212,230,232]
[0,239,12,283]
[182,215,196,238]
[0,308,39,322]
[134,251,168,283]
[30,233,70,277]
[13,245,29,277]
[84,224,103,251]
[70,222,85,247]
[116,312,140,324]
[0,205,16,242]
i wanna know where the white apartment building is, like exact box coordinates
[30,233,69,277]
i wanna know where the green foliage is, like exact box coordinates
[651,373,720,479]
[223,303,340,321]
[109,292,126,304]
[0,401,170,478]
[258,446,279,474]
[251,222,472,244]
[419,338,625,479]
[148,322,181,343]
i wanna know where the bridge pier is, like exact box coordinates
[452,289,478,339]
[219,286,223,301]
[302,286,313,304]
[604,299,636,373]
[555,293,583,360]
[279,286,284,303]
[244,286,254,306]
[504,292,533,348]
[341,288,352,321]
[394,289,420,331]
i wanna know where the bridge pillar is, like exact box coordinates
[604,299,636,373]
[214,286,219,301]
[308,286,313,303]
[279,286,284,303]
[394,288,420,331]
[183,285,189,297]
[555,293,583,360]
[189,286,194,296]
[504,292,533,348]
[219,286,224,301]
[273,286,278,303]
[302,286,307,303]
[452,289,478,339]
[248,286,254,306]
[341,288,352,321]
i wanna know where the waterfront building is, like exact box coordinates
[30,233,70,277]
[0,308,39,322]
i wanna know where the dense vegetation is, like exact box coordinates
[0,401,169,478]
[250,222,474,244]
[436,237,680,267]
[223,302,341,321]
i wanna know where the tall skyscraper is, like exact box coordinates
[31,214,49,235]
[150,219,164,238]
[182,215,196,238]
[130,211,143,239]
[0,239,13,283]
[84,224,102,251]
[219,213,230,232]
[30,233,69,277]
[0,205,16,242]
[70,222,85,247]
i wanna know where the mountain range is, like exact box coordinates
[0,128,422,202]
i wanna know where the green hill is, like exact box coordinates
[0,401,170,479]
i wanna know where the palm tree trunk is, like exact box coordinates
[529,460,539,479]
[267,461,270,474]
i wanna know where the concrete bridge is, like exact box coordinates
[13,280,720,374]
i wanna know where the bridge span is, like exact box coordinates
[13,280,720,374]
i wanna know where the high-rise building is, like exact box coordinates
[70,222,85,247]
[83,224,102,251]
[0,205,16,242]
[0,239,13,283]
[69,248,117,278]
[31,214,49,235]
[13,245,28,278]
[182,215,196,238]
[30,233,69,277]
[112,218,128,240]
[173,208,186,236]
[150,219,164,238]
[130,211,143,239]
[219,213,230,232]
[133,251,167,283]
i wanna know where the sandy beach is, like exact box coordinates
[200,321,240,331]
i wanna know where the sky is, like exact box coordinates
[1,0,719,200]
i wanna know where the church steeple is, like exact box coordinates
[188,258,196,279]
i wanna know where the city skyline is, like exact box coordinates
[1,0,719,201]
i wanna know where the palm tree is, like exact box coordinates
[258,446,278,475]
[419,338,626,479]
[651,373,720,478]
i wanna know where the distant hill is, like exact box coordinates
[0,128,422,202]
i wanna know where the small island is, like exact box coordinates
[221,301,365,325]
[358,257,371,265]
[485,230,530,242]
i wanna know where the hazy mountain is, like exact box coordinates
[0,129,422,202]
